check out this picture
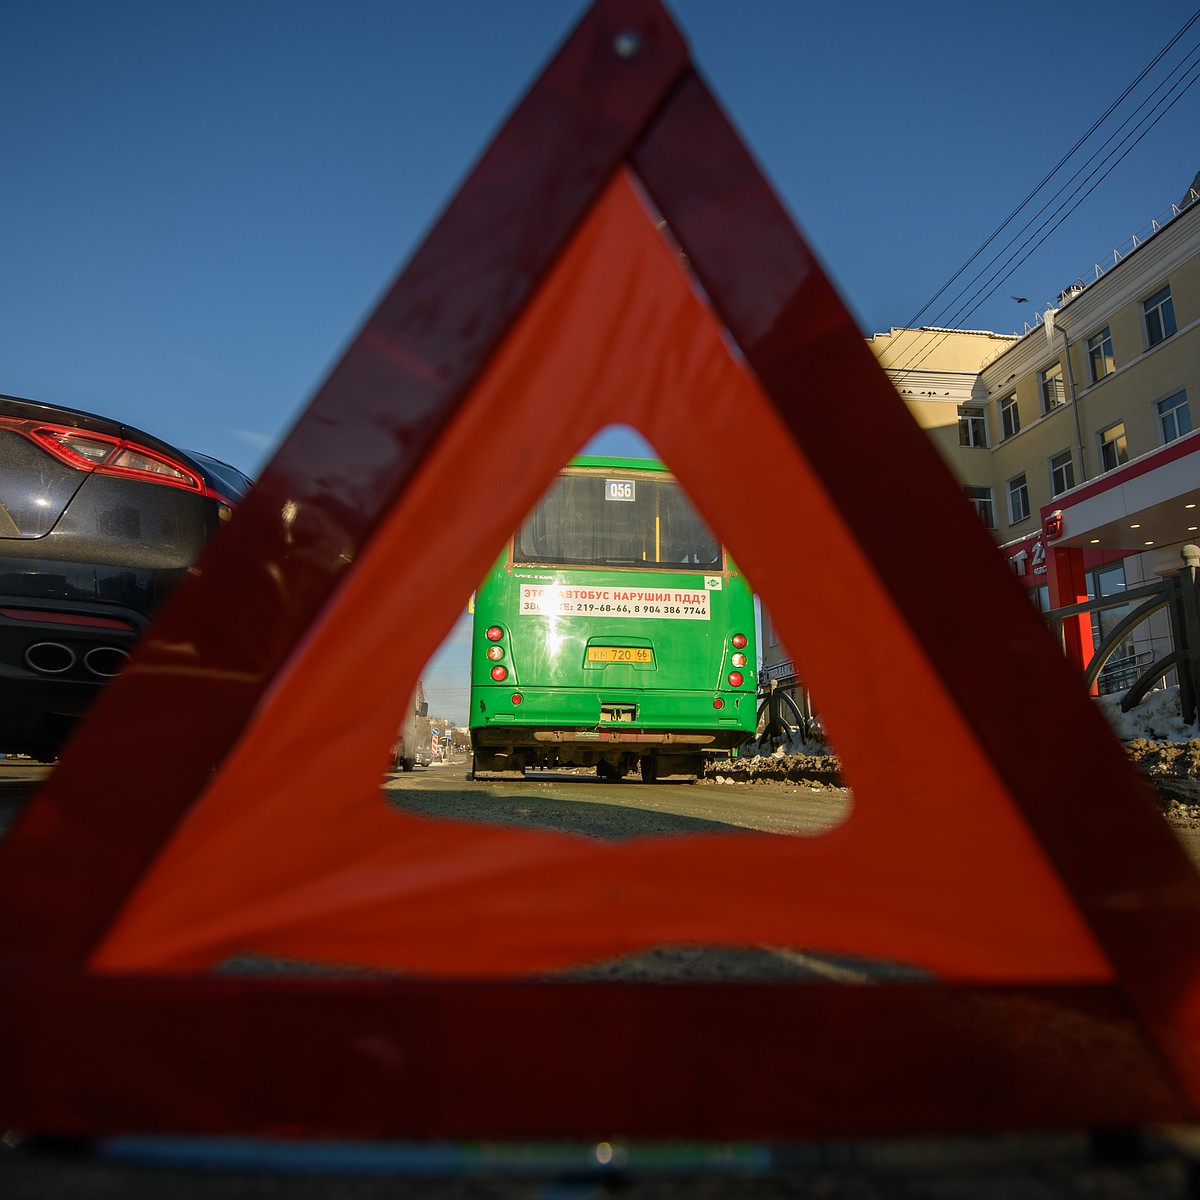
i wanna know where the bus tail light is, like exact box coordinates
[731,633,747,649]
[486,645,504,662]
[485,626,504,642]
[511,692,523,706]
[728,671,744,688]
[712,697,725,710]
[731,652,747,667]
[490,665,508,682]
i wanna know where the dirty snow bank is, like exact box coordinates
[1095,686,1200,817]
[708,686,1200,817]
[705,728,842,788]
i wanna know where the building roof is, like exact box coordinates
[867,326,1019,374]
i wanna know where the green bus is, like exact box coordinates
[469,456,757,781]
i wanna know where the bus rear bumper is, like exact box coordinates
[470,724,748,778]
[533,729,713,745]
[472,727,732,751]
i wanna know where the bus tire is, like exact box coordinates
[471,752,527,781]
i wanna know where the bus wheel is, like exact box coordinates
[471,752,527,781]
[640,756,659,784]
[596,760,627,781]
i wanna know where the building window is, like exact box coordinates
[761,607,779,649]
[1088,562,1135,695]
[1049,449,1075,497]
[1008,473,1030,524]
[1087,328,1114,383]
[1099,422,1128,472]
[964,485,995,529]
[1143,285,1177,347]
[1159,390,1191,443]
[1040,363,1065,413]
[1000,393,1020,439]
[958,406,987,448]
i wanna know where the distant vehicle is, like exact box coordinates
[469,456,757,781]
[0,393,252,761]
[393,680,433,771]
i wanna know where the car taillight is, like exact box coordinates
[6,419,226,501]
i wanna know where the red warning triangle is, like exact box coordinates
[3,0,1200,1140]
[64,172,1128,984]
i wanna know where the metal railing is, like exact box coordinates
[1045,545,1200,724]
[756,676,816,742]
[755,547,1200,742]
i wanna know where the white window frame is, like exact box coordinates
[1099,421,1128,472]
[1158,390,1191,444]
[1049,449,1075,497]
[957,405,987,448]
[1000,393,1020,440]
[1040,363,1065,414]
[1008,473,1030,524]
[1143,285,1177,348]
[1087,327,1114,383]
[964,485,995,529]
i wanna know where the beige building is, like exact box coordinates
[762,181,1200,706]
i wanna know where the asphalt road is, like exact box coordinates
[385,758,852,839]
[383,759,908,985]
[386,756,1200,867]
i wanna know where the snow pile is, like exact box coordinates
[708,687,1200,811]
[706,727,842,786]
[1093,686,1200,817]
[1093,685,1198,743]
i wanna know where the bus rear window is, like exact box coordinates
[513,473,721,570]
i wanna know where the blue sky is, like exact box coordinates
[4,1,1198,723]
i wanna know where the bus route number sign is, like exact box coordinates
[605,479,635,502]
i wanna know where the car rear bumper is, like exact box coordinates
[0,598,150,754]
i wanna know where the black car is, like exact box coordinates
[0,393,252,760]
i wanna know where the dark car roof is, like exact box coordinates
[2,392,158,444]
[187,451,254,502]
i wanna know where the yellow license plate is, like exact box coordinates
[587,647,653,663]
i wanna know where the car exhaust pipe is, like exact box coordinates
[83,646,131,678]
[24,642,77,675]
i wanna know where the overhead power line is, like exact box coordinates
[933,48,1200,334]
[902,8,1200,333]
[887,9,1200,385]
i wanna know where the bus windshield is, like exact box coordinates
[513,470,721,571]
